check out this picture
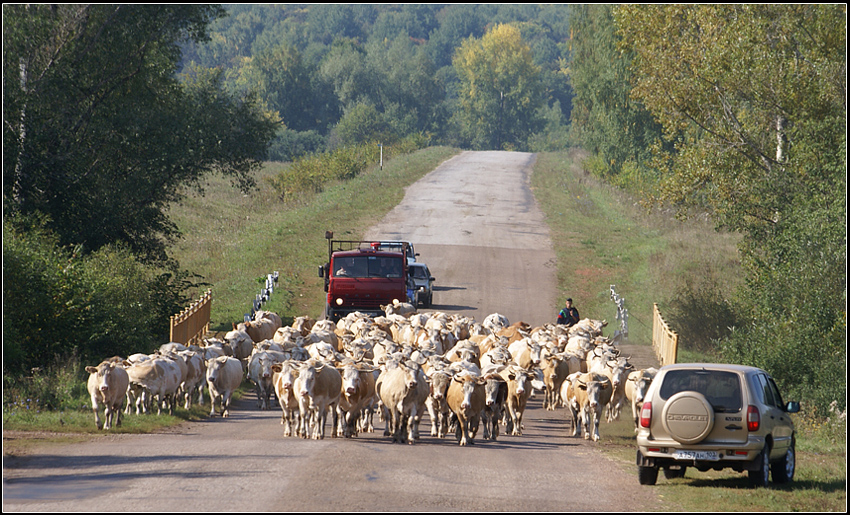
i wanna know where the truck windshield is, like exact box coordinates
[333,256,403,278]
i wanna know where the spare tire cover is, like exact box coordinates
[662,391,715,444]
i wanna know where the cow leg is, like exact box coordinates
[426,400,439,437]
[592,408,602,442]
[222,391,232,417]
[91,395,103,430]
[458,417,469,446]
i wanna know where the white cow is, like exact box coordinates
[625,367,658,430]
[297,359,342,440]
[248,351,278,410]
[86,361,130,430]
[206,356,243,417]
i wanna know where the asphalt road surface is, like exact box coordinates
[3,151,662,512]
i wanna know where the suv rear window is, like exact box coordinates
[659,369,743,413]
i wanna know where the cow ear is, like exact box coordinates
[578,384,587,390]
[271,363,282,373]
[85,366,97,374]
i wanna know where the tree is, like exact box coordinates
[615,4,846,412]
[3,5,278,264]
[452,23,544,150]
[567,5,666,181]
[245,43,318,132]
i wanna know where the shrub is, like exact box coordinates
[267,134,429,201]
[3,215,186,376]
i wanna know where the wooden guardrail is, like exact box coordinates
[169,289,212,345]
[652,303,678,366]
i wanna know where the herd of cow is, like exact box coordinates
[85,301,658,446]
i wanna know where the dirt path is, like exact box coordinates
[3,151,663,512]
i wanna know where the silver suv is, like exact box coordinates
[636,363,799,487]
[407,262,434,307]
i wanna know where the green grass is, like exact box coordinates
[531,149,742,346]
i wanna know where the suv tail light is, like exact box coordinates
[639,401,652,428]
[747,405,760,431]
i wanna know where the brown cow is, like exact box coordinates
[562,371,613,442]
[424,368,452,438]
[539,352,570,411]
[446,373,486,446]
[272,360,303,437]
[86,360,130,430]
[499,364,535,436]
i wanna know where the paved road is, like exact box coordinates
[365,151,557,327]
[3,151,662,512]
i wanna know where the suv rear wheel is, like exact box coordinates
[638,464,659,485]
[771,437,795,483]
[748,445,771,488]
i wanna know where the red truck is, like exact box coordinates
[318,232,410,322]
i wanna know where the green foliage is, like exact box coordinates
[331,102,394,147]
[567,5,667,179]
[664,276,739,355]
[3,5,277,265]
[267,134,429,201]
[179,5,572,150]
[267,128,326,162]
[612,5,846,416]
[3,215,189,376]
[452,24,545,150]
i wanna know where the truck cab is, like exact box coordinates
[319,235,408,322]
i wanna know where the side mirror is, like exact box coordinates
[318,265,325,278]
[785,401,800,413]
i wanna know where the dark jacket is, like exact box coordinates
[557,307,579,326]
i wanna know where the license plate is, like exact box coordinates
[673,450,720,461]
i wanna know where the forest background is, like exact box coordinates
[3,5,845,423]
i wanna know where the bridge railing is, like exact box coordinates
[169,289,212,345]
[652,303,678,366]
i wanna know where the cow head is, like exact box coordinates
[427,371,451,400]
[86,361,125,392]
[452,374,484,410]
[272,361,299,391]
[298,362,322,398]
[578,375,612,412]
[341,364,361,397]
[483,375,505,407]
[507,367,531,396]
[206,356,228,384]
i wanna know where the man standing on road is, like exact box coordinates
[557,298,580,327]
